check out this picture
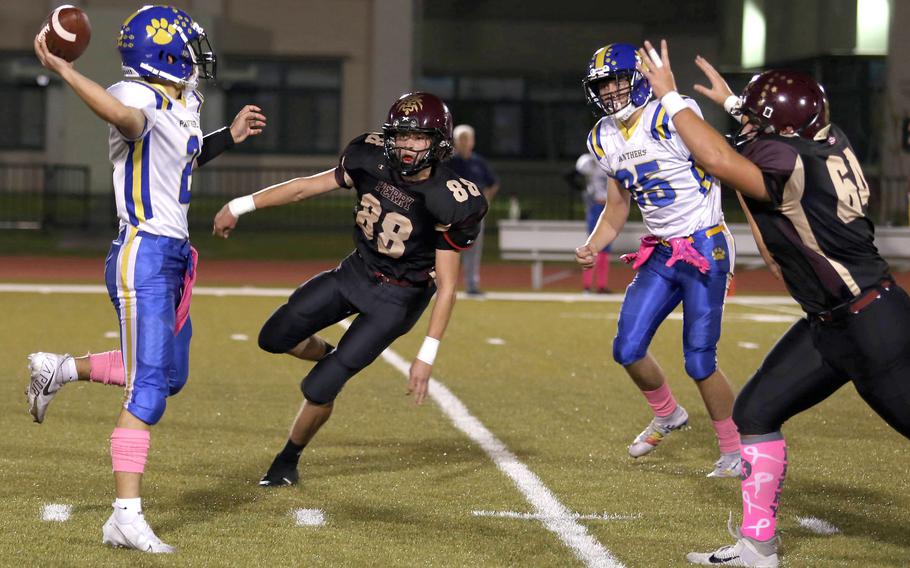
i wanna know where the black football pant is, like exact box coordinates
[735,284,910,438]
[258,252,435,404]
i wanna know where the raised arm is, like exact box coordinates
[576,177,631,268]
[34,31,146,139]
[212,168,346,238]
[636,40,769,202]
[196,105,268,167]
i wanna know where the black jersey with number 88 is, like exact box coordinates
[334,132,488,284]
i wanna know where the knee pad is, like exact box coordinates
[684,349,717,381]
[258,325,287,354]
[613,336,646,367]
[126,387,168,426]
[301,354,358,405]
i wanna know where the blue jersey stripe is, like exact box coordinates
[124,142,139,226]
[650,103,663,140]
[140,133,154,219]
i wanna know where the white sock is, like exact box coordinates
[655,405,683,425]
[113,497,142,523]
[60,356,78,383]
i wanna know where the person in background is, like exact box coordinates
[447,124,499,296]
[575,152,612,293]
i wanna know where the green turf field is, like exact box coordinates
[1,289,908,567]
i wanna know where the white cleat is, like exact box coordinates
[686,538,779,567]
[707,452,743,478]
[25,352,71,424]
[687,515,779,567]
[102,511,175,553]
[628,405,689,458]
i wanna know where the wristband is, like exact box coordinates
[723,94,741,116]
[416,337,440,365]
[659,91,688,119]
[227,195,256,217]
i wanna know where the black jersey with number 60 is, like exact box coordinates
[739,125,890,313]
[333,132,488,284]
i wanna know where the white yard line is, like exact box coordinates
[796,516,840,535]
[293,508,326,527]
[41,503,72,522]
[340,321,625,568]
[0,283,798,306]
[472,510,641,522]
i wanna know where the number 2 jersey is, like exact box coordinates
[334,133,489,284]
[739,125,890,313]
[587,98,723,238]
[107,80,204,239]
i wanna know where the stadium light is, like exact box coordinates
[741,0,766,69]
[856,0,890,55]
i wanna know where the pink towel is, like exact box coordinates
[621,235,711,274]
[620,235,660,270]
[175,246,198,334]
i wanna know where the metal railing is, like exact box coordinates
[1,163,907,233]
[0,164,91,230]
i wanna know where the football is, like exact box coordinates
[43,5,91,62]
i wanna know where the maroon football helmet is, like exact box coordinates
[735,70,830,144]
[382,92,454,175]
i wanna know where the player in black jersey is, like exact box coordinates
[638,41,910,567]
[212,92,487,487]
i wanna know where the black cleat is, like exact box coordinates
[258,455,299,487]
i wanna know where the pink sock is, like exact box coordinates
[596,252,610,289]
[110,427,150,474]
[642,383,677,418]
[740,437,788,541]
[713,417,740,454]
[89,351,125,386]
[582,267,594,289]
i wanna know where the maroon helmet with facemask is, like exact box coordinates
[382,92,454,175]
[735,70,830,144]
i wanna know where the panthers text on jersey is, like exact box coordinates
[587,98,722,238]
[740,125,890,313]
[108,80,204,239]
[334,133,488,284]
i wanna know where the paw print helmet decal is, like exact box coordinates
[117,5,216,88]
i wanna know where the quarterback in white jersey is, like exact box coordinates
[28,5,264,553]
[107,81,204,239]
[575,43,741,478]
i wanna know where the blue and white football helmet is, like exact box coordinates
[583,43,651,122]
[117,5,216,89]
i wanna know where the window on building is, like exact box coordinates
[0,52,47,150]
[418,75,591,160]
[220,57,341,154]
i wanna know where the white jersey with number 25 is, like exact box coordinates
[586,97,722,239]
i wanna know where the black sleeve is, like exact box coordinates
[427,179,489,251]
[196,127,235,168]
[334,132,384,189]
[740,139,799,208]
